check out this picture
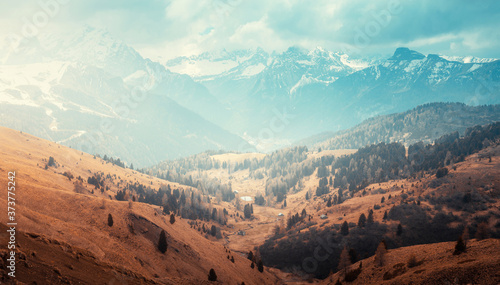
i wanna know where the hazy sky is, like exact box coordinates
[1,0,500,60]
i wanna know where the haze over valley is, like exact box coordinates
[1,1,500,284]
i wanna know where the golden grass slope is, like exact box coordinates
[0,126,279,284]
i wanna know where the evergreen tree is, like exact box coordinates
[337,246,351,277]
[170,213,176,224]
[48,156,56,167]
[367,209,374,225]
[374,240,387,267]
[247,251,254,261]
[257,260,264,272]
[158,230,168,253]
[397,223,403,236]
[348,248,357,264]
[208,268,217,281]
[383,211,388,220]
[108,213,113,227]
[341,221,349,236]
[244,204,252,219]
[358,213,366,228]
[453,235,466,255]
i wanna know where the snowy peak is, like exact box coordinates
[2,25,145,78]
[389,47,425,61]
[439,55,499,64]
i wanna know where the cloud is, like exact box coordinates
[1,0,499,59]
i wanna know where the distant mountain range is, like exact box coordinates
[167,46,500,150]
[0,26,248,167]
[1,26,499,166]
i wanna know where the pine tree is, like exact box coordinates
[247,251,254,261]
[374,240,387,267]
[341,221,349,236]
[208,268,217,281]
[337,246,351,277]
[383,211,388,220]
[305,191,310,200]
[257,260,264,272]
[367,209,374,225]
[358,213,366,228]
[170,213,176,224]
[453,235,466,255]
[48,156,56,167]
[108,213,113,227]
[348,248,357,264]
[397,223,403,236]
[158,230,168,253]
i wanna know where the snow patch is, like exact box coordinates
[240,63,266,77]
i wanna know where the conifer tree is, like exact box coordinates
[337,246,351,277]
[367,209,374,225]
[257,260,264,272]
[208,268,217,281]
[158,230,168,253]
[341,221,349,235]
[358,213,366,228]
[374,240,387,267]
[108,213,113,227]
[453,234,466,255]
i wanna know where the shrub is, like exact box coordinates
[63,171,74,181]
[436,167,449,178]
[344,263,362,282]
[407,254,422,268]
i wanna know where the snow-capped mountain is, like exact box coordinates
[0,27,249,166]
[166,46,500,148]
[164,46,380,148]
[2,23,499,162]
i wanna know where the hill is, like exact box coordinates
[0,27,249,167]
[298,102,500,150]
[0,126,277,284]
[324,239,500,284]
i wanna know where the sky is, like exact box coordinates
[1,0,500,60]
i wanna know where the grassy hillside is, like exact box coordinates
[0,126,278,284]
